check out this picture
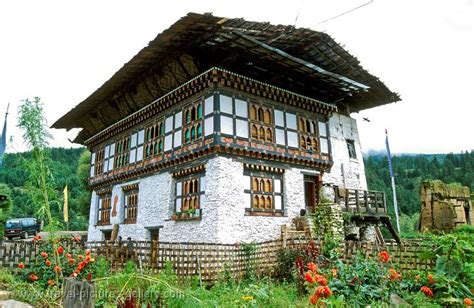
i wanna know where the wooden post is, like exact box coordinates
[355,190,360,213]
[364,190,369,213]
[281,225,288,248]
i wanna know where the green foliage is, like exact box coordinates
[241,243,258,281]
[0,183,13,237]
[365,151,474,218]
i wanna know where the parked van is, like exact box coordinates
[4,218,41,240]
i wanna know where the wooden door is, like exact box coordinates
[304,175,321,213]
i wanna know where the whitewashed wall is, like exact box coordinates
[87,156,317,243]
[323,113,367,190]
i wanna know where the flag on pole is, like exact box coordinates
[0,103,8,167]
[385,129,401,233]
[63,185,69,223]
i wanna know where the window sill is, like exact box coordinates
[245,209,285,217]
[96,222,111,226]
[171,210,202,221]
[123,219,137,224]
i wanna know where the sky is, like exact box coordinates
[0,0,473,154]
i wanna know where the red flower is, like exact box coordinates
[420,286,433,297]
[87,273,92,281]
[309,294,319,305]
[78,255,84,260]
[54,265,61,272]
[68,258,76,265]
[305,272,315,283]
[315,275,327,286]
[315,286,332,298]
[18,262,25,269]
[307,262,317,272]
[464,298,472,306]
[427,274,435,285]
[66,253,72,259]
[85,249,91,256]
[40,251,48,258]
[29,274,39,282]
[33,235,41,242]
[57,246,64,255]
[45,259,51,267]
[378,251,390,263]
[47,279,55,286]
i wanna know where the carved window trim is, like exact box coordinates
[123,189,139,224]
[173,173,205,221]
[144,120,165,159]
[97,193,112,225]
[244,169,284,216]
[93,148,105,176]
[249,103,273,143]
[114,135,130,169]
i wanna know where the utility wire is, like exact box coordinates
[312,0,374,27]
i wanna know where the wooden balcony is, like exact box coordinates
[333,186,387,216]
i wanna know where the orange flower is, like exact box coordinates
[78,255,84,260]
[331,268,337,278]
[389,268,401,281]
[29,274,39,282]
[315,275,327,286]
[45,259,51,267]
[54,265,61,272]
[85,249,91,256]
[309,293,319,305]
[305,272,315,283]
[66,253,72,259]
[415,275,421,281]
[40,251,48,258]
[378,251,390,263]
[33,235,41,242]
[464,298,473,306]
[307,262,317,272]
[427,274,435,285]
[68,258,75,265]
[47,279,55,286]
[420,286,433,297]
[18,262,25,269]
[57,246,64,254]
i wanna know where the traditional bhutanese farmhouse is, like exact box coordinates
[53,13,399,243]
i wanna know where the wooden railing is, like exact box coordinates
[333,186,387,215]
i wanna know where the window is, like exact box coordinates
[219,94,249,139]
[144,121,164,159]
[174,175,205,220]
[347,140,357,159]
[244,170,283,213]
[249,103,273,142]
[97,193,111,225]
[124,189,138,223]
[183,101,203,145]
[114,136,130,168]
[319,120,329,154]
[90,152,96,177]
[298,116,319,152]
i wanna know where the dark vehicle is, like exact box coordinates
[5,218,41,240]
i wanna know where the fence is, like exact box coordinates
[0,238,434,280]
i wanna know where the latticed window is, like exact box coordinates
[249,104,273,142]
[114,136,130,168]
[183,101,203,145]
[97,193,111,225]
[94,149,105,176]
[124,190,138,223]
[244,170,283,212]
[145,121,164,158]
[174,173,205,219]
[298,116,320,152]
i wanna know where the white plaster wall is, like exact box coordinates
[323,113,367,190]
[210,156,315,244]
[87,155,315,244]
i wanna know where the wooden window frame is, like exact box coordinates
[114,135,131,169]
[298,115,320,153]
[173,173,205,221]
[183,100,205,145]
[244,169,284,216]
[97,193,112,225]
[123,189,139,224]
[144,120,165,159]
[94,148,105,176]
[346,139,357,159]
[249,103,273,143]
